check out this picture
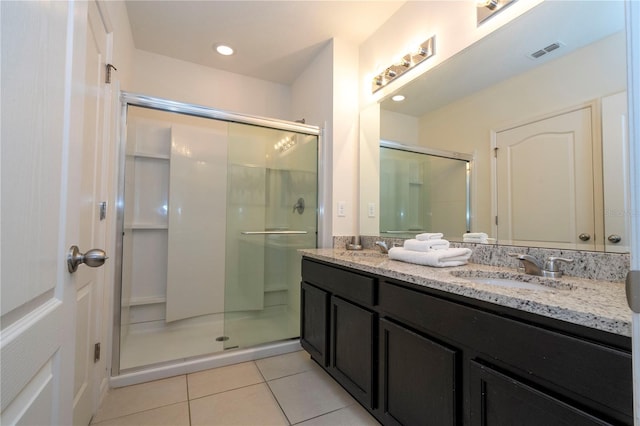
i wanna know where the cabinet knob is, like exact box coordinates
[608,234,622,244]
[578,233,591,241]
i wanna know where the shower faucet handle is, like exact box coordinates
[293,197,305,214]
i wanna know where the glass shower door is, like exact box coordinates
[223,123,318,350]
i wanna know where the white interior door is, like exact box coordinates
[1,1,88,425]
[495,106,596,250]
[73,2,110,425]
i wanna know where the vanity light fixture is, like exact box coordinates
[274,135,297,153]
[371,35,436,93]
[215,44,234,56]
[478,0,499,10]
[477,0,517,25]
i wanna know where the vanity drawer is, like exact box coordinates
[302,259,376,306]
[380,280,632,423]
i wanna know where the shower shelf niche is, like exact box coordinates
[122,115,171,332]
[131,152,170,160]
[127,224,169,230]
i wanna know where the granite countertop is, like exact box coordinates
[300,248,632,338]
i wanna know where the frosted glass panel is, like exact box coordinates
[224,124,317,349]
[166,122,228,322]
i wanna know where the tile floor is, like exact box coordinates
[91,350,380,426]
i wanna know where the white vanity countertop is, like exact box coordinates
[300,248,632,338]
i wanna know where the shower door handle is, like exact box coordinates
[241,231,308,235]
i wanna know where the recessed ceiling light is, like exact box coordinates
[392,95,406,102]
[215,44,234,56]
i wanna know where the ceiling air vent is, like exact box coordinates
[528,41,564,60]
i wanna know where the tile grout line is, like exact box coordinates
[257,361,294,425]
[185,374,193,426]
[90,401,189,425]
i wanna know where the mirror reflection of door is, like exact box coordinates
[495,105,596,250]
[602,91,630,253]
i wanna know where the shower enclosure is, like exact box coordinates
[379,141,471,239]
[113,94,319,375]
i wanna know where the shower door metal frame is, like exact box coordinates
[112,92,322,376]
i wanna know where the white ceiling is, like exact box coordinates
[125,1,406,85]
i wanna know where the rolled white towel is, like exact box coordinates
[415,232,444,241]
[388,247,472,267]
[404,238,450,252]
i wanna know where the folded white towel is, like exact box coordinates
[416,232,444,241]
[388,247,472,267]
[463,237,488,243]
[404,238,450,252]
[463,232,488,239]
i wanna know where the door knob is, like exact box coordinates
[608,234,622,244]
[67,245,108,273]
[578,233,591,241]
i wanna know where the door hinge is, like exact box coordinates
[99,201,107,221]
[495,216,498,226]
[106,64,117,84]
[493,147,499,158]
[94,342,101,363]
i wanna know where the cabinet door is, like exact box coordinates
[469,361,611,426]
[379,319,459,426]
[300,282,329,366]
[330,296,376,409]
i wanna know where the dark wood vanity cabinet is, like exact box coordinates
[379,318,460,425]
[300,281,329,366]
[468,361,611,426]
[300,258,633,426]
[300,259,377,410]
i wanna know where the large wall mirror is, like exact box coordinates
[363,1,628,253]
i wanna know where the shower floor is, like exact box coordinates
[120,306,299,370]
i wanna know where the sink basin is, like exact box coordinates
[450,270,573,291]
[464,277,555,291]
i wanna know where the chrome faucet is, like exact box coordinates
[509,253,543,275]
[375,241,390,254]
[508,253,573,278]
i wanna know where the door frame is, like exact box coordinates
[624,1,640,423]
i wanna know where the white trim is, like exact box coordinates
[110,340,302,388]
[625,0,640,423]
[380,139,473,162]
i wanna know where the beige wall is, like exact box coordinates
[381,111,418,145]
[331,38,360,238]
[292,41,334,246]
[131,49,292,120]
